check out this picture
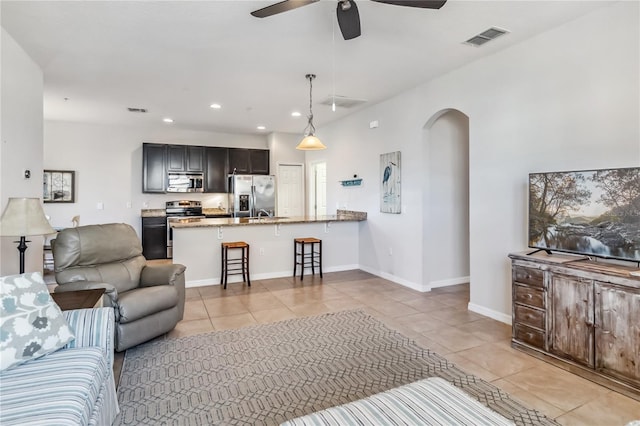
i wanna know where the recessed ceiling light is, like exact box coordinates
[257,125,266,130]
[291,111,301,117]
[163,118,174,123]
[210,103,222,109]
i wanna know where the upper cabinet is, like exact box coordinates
[205,147,228,193]
[228,148,270,175]
[249,149,270,174]
[142,143,166,193]
[167,145,204,172]
[143,144,268,193]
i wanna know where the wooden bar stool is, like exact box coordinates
[293,237,322,280]
[220,241,250,289]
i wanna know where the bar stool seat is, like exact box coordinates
[221,241,250,289]
[293,237,322,280]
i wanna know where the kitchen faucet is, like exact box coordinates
[257,209,272,218]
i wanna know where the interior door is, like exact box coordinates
[315,162,327,216]
[277,164,304,217]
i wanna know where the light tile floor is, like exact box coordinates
[113,270,640,425]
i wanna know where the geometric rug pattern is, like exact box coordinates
[116,310,559,425]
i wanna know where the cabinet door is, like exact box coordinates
[205,147,228,193]
[141,217,167,260]
[142,143,166,193]
[167,145,186,172]
[249,149,269,174]
[228,148,250,174]
[550,274,594,367]
[595,282,640,387]
[187,146,204,172]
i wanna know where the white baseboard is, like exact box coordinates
[428,276,470,290]
[359,265,429,292]
[185,264,361,288]
[468,302,512,325]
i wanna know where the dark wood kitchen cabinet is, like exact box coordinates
[509,252,640,400]
[142,143,166,193]
[167,145,204,172]
[205,147,228,193]
[141,216,167,260]
[228,148,250,174]
[249,149,270,174]
[228,148,269,175]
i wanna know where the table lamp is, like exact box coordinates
[0,197,55,274]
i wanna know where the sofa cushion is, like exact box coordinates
[0,273,75,371]
[0,346,109,425]
[118,285,178,324]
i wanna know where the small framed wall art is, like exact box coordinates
[43,170,75,203]
[380,151,401,213]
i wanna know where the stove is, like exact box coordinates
[166,200,204,258]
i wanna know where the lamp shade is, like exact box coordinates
[0,198,55,237]
[296,135,327,150]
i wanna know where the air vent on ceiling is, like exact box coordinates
[464,27,509,47]
[127,107,148,113]
[319,95,367,109]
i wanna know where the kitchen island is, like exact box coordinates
[172,210,366,287]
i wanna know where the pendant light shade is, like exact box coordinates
[296,74,327,150]
[297,135,327,150]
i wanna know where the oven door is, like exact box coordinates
[166,215,205,258]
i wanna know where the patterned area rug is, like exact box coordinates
[116,310,558,425]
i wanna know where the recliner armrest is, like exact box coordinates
[62,307,115,368]
[140,264,186,287]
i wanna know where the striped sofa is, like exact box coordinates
[281,377,514,426]
[0,308,120,425]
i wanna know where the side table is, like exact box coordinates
[51,288,105,311]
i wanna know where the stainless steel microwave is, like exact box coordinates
[167,173,204,192]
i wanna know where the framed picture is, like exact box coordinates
[43,170,75,203]
[380,151,401,213]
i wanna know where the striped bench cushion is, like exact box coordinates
[0,346,109,425]
[281,377,514,426]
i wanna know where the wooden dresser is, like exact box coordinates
[509,251,640,401]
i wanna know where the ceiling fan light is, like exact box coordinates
[296,135,326,150]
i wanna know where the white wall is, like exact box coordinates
[310,2,640,321]
[43,121,269,234]
[0,28,46,275]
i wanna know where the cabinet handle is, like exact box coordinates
[527,294,533,299]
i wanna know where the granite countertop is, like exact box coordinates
[170,210,367,228]
[141,209,165,218]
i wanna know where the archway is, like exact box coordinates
[422,109,470,290]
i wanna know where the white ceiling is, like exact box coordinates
[1,1,609,135]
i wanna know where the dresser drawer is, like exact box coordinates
[514,266,544,287]
[514,304,545,329]
[514,285,545,309]
[514,324,545,349]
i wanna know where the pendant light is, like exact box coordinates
[296,74,327,150]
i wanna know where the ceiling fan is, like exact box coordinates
[250,0,447,40]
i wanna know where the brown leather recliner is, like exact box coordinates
[52,223,185,352]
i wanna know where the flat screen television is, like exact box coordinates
[528,167,640,263]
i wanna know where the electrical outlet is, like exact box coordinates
[389,247,393,256]
[259,248,265,256]
[126,201,131,209]
[96,202,104,210]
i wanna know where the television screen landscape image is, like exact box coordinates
[528,167,640,263]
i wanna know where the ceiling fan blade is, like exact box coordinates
[370,0,446,9]
[251,0,319,18]
[336,0,361,40]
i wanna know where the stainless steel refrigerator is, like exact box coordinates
[229,175,276,217]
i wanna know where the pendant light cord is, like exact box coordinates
[306,74,316,135]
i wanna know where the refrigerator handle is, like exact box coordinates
[251,185,256,217]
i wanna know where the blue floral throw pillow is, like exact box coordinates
[0,272,75,371]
